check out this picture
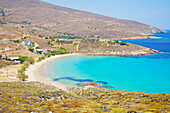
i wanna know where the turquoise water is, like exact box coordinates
[46,31,170,94]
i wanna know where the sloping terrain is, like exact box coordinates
[0,0,166,39]
[0,82,169,112]
[78,40,159,56]
[0,26,22,40]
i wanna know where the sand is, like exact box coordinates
[25,54,77,90]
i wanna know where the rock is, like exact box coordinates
[81,82,100,86]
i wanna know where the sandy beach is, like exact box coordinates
[25,54,77,90]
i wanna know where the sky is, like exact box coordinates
[42,0,170,30]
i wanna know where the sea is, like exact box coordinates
[45,30,170,94]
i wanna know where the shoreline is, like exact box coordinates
[25,50,159,91]
[25,54,78,90]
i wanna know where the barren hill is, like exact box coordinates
[0,0,166,39]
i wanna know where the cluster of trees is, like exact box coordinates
[0,20,6,24]
[108,39,129,46]
[45,47,68,57]
[56,40,73,44]
[39,34,86,39]
[53,36,83,39]
[37,56,46,62]
[17,57,35,81]
[119,41,129,45]
[13,39,22,43]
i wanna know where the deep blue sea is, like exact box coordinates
[46,30,170,94]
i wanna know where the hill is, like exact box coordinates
[0,0,166,39]
[0,82,169,112]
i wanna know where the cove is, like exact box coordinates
[45,30,170,94]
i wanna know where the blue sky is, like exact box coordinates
[42,0,170,30]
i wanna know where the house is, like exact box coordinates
[7,57,20,62]
[94,35,100,38]
[35,49,48,55]
[22,41,34,46]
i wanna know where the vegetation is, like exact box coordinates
[5,58,11,61]
[113,39,119,43]
[19,56,28,63]
[107,40,129,46]
[16,57,35,81]
[108,41,114,44]
[13,39,22,43]
[73,43,79,46]
[0,20,6,24]
[0,9,5,16]
[37,56,46,62]
[12,62,19,65]
[119,41,129,46]
[0,82,169,112]
[26,57,35,64]
[0,55,2,59]
[29,47,34,52]
[35,46,41,49]
[17,72,28,81]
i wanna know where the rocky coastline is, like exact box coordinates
[79,49,159,56]
[78,40,160,56]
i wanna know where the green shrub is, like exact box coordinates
[21,66,26,71]
[27,57,35,64]
[18,69,24,73]
[35,46,41,49]
[108,41,114,44]
[48,53,51,57]
[17,72,28,81]
[119,41,129,46]
[113,39,119,43]
[29,47,34,52]
[51,53,56,56]
[73,43,79,46]
[12,62,19,65]
[23,61,30,68]
[19,56,28,63]
[48,41,51,45]
[0,55,2,59]
[37,56,46,62]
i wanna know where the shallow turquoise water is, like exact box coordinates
[46,31,170,94]
[46,55,170,94]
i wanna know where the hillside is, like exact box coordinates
[0,0,166,39]
[0,82,169,112]
[78,40,159,56]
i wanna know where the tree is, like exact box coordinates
[119,41,129,46]
[23,61,30,68]
[21,66,26,71]
[27,57,35,64]
[19,56,28,63]
[48,41,51,45]
[18,69,24,73]
[17,72,28,81]
[0,55,2,59]
[108,41,114,44]
[37,56,46,62]
[113,39,119,43]
[29,47,34,52]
